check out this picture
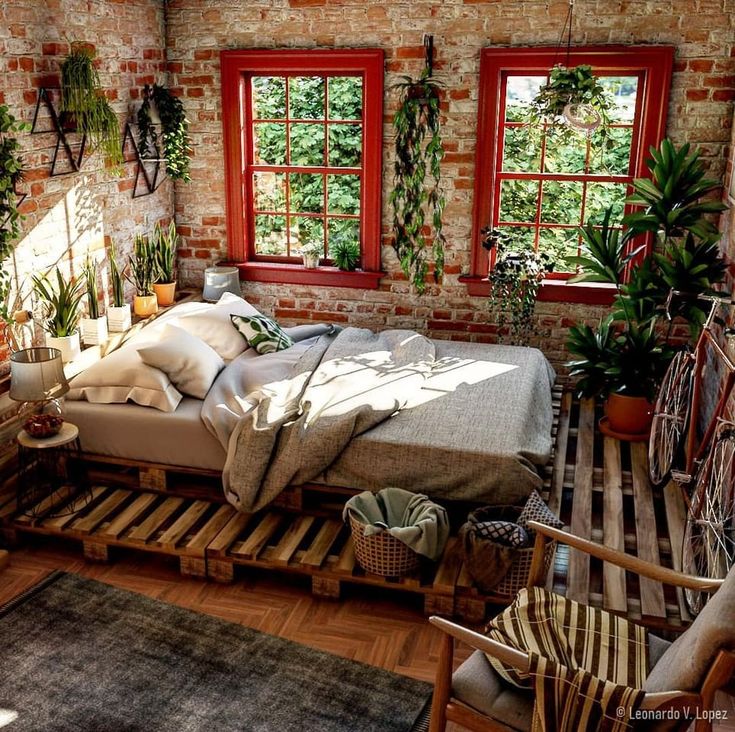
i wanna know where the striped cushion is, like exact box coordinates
[231,314,294,355]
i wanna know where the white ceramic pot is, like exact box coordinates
[107,304,132,332]
[81,316,108,346]
[302,253,320,269]
[46,332,81,364]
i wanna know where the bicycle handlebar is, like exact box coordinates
[665,289,735,320]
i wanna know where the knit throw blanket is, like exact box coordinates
[486,587,648,732]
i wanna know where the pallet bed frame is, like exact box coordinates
[0,386,691,628]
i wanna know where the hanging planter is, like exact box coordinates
[390,52,446,295]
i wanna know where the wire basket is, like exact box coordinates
[492,539,556,599]
[348,512,421,577]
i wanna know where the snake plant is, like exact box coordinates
[126,234,157,296]
[152,221,178,284]
[32,267,85,337]
[82,255,101,318]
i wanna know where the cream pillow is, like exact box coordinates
[172,292,261,361]
[137,325,225,399]
[66,344,182,412]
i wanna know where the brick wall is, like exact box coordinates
[167,0,735,370]
[0,0,173,374]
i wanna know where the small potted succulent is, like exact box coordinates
[126,234,158,316]
[300,240,323,269]
[152,220,178,307]
[107,241,131,332]
[330,238,361,272]
[80,254,108,345]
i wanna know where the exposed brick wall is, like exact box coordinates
[0,0,173,375]
[167,0,735,371]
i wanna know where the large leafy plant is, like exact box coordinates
[566,139,728,399]
[32,268,85,337]
[390,70,446,294]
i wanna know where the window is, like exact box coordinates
[221,49,384,288]
[467,46,674,303]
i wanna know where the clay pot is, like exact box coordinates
[134,294,158,317]
[604,392,653,436]
[153,282,176,307]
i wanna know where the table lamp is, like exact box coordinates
[10,347,69,419]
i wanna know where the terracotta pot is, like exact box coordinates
[134,294,158,317]
[153,282,176,307]
[604,392,653,436]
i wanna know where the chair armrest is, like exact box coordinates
[526,521,723,592]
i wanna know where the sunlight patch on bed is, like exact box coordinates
[0,710,18,728]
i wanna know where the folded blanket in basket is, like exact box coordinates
[343,487,449,561]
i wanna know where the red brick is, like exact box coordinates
[194,50,216,60]
[686,89,710,101]
[689,59,714,72]
[42,42,69,56]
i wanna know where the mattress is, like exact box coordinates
[63,397,226,471]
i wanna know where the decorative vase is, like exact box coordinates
[153,281,176,307]
[302,253,320,269]
[604,393,653,438]
[81,315,108,346]
[107,304,132,332]
[46,332,81,364]
[134,294,158,317]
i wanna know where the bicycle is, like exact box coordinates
[647,291,735,615]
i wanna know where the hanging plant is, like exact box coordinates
[0,104,28,324]
[138,84,191,182]
[60,43,124,171]
[487,235,554,346]
[390,69,446,294]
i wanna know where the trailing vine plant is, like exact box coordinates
[0,104,27,324]
[138,84,191,182]
[390,69,445,294]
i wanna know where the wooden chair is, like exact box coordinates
[429,520,735,732]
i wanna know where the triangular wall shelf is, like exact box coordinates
[122,122,167,198]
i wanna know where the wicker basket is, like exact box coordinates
[348,512,421,577]
[492,539,556,599]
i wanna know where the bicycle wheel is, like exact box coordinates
[648,349,694,487]
[682,429,735,615]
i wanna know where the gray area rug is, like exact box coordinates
[0,572,431,731]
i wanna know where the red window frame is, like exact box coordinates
[464,45,674,304]
[221,49,384,289]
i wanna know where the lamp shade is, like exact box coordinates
[202,266,241,302]
[9,347,69,402]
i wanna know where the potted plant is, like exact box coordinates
[60,43,123,171]
[566,139,728,438]
[330,238,361,272]
[137,84,191,182]
[32,268,85,363]
[300,240,323,269]
[107,240,131,332]
[80,254,108,345]
[126,234,158,316]
[152,220,178,306]
[390,69,446,294]
[485,233,553,346]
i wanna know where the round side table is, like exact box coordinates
[17,422,91,518]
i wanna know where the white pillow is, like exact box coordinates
[137,325,225,399]
[66,345,182,412]
[172,292,261,361]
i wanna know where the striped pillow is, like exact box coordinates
[231,314,294,355]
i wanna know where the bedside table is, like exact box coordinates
[17,422,91,518]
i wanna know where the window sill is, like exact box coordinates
[236,261,383,289]
[460,275,616,305]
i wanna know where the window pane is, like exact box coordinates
[500,226,536,254]
[254,214,288,256]
[328,77,363,120]
[599,76,638,123]
[585,182,627,225]
[289,76,325,120]
[327,174,360,215]
[541,180,583,225]
[502,125,541,172]
[543,135,586,174]
[252,76,286,119]
[328,218,361,256]
[329,124,362,167]
[253,123,286,165]
[290,173,324,213]
[292,216,325,253]
[289,123,325,166]
[253,172,286,212]
[499,179,538,223]
[505,75,545,122]
[589,126,633,175]
[538,227,579,271]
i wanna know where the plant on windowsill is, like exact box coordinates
[32,267,85,363]
[60,43,124,172]
[126,234,158,316]
[484,229,554,346]
[152,220,178,306]
[390,69,446,294]
[300,240,323,270]
[329,238,361,272]
[80,254,108,346]
[566,139,728,438]
[107,240,131,332]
